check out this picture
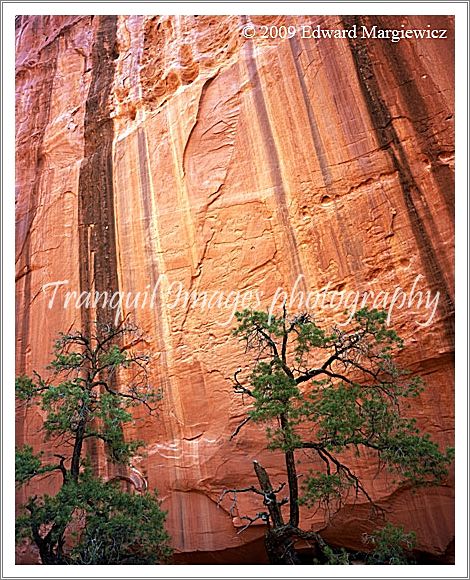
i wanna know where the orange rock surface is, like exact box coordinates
[16,15,454,563]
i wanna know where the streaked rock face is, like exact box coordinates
[16,15,454,563]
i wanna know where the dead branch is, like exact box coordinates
[237,512,269,534]
[229,416,252,440]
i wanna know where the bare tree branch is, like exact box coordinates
[237,512,269,534]
[230,416,252,440]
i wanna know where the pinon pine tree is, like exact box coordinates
[222,307,453,564]
[15,321,172,564]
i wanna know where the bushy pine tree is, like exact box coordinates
[16,321,172,564]
[225,307,453,564]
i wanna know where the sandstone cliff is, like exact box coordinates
[16,15,454,563]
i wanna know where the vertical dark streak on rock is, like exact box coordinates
[288,36,333,188]
[289,35,362,274]
[16,28,59,375]
[16,19,59,458]
[78,15,119,334]
[77,16,119,472]
[241,18,306,291]
[343,16,454,345]
[375,15,455,220]
[136,127,170,389]
[135,125,176,484]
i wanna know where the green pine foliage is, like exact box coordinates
[16,468,171,564]
[15,322,171,564]
[230,307,453,563]
[364,523,416,564]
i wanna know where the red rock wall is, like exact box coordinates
[16,15,454,562]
